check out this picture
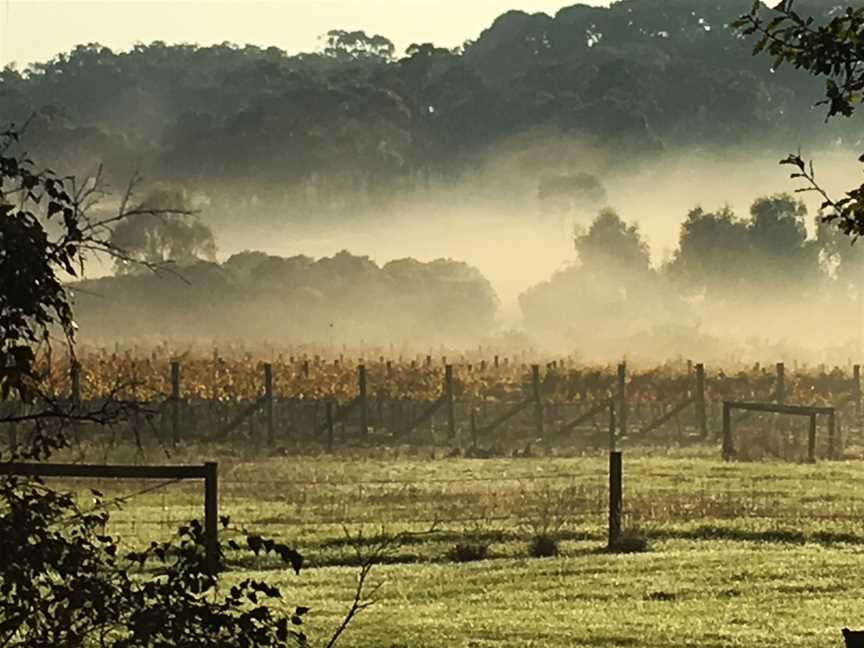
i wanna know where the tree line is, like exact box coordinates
[73,250,498,347]
[0,0,857,227]
[520,192,863,357]
[72,188,859,356]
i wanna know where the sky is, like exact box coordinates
[0,0,608,68]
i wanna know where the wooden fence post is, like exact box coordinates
[326,400,335,453]
[204,461,219,574]
[828,411,837,460]
[532,365,544,439]
[70,360,81,405]
[855,364,861,423]
[358,365,368,435]
[445,365,455,440]
[608,451,622,549]
[6,402,17,454]
[0,462,221,571]
[808,413,817,463]
[70,359,82,444]
[695,363,707,438]
[776,362,785,403]
[171,360,181,446]
[722,401,733,460]
[608,402,616,452]
[617,363,627,438]
[264,363,274,446]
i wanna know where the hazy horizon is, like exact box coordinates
[7,0,864,361]
[0,0,607,68]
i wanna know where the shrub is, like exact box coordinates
[447,542,489,562]
[528,534,559,558]
[608,531,650,554]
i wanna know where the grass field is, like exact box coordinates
[278,540,864,648]
[43,442,864,647]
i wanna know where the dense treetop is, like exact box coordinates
[0,0,858,226]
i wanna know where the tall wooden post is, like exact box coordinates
[608,451,622,549]
[70,359,82,445]
[828,411,837,460]
[358,365,368,435]
[204,461,219,574]
[326,400,335,453]
[695,363,707,438]
[776,362,786,403]
[171,360,181,446]
[7,402,17,454]
[855,364,861,423]
[70,360,81,405]
[722,401,733,461]
[470,408,478,449]
[532,365,544,438]
[808,414,817,463]
[264,363,274,446]
[608,402,616,452]
[445,365,456,440]
[617,363,627,438]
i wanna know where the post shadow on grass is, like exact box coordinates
[651,525,864,546]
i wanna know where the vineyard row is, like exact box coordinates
[31,355,864,406]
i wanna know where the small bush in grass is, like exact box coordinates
[529,534,559,558]
[608,531,649,554]
[447,541,489,562]
[519,486,577,557]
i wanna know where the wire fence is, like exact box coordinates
[11,357,861,455]
[24,454,864,566]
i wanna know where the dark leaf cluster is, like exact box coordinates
[733,1,864,118]
[0,439,310,648]
[0,137,341,648]
[735,1,864,238]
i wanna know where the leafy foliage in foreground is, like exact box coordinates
[0,433,309,647]
[735,1,864,238]
[0,127,86,395]
[0,127,316,647]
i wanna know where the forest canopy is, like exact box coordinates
[518,193,863,360]
[0,0,857,227]
[7,0,863,360]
